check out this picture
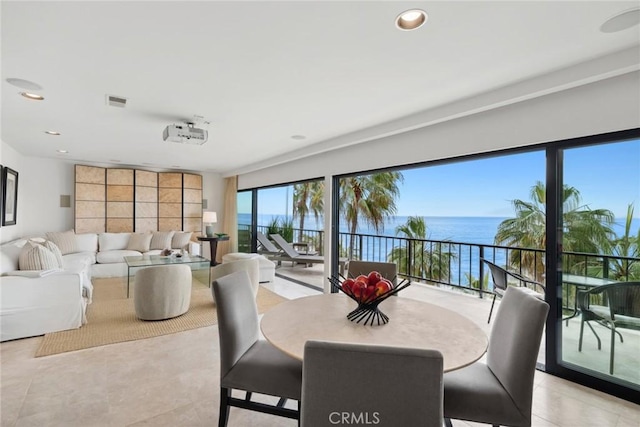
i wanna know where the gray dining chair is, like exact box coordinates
[444,286,549,427]
[211,258,260,299]
[211,270,302,426]
[301,340,443,427]
[346,260,398,285]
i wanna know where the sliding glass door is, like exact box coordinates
[557,138,640,389]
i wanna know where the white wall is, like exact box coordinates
[238,72,640,189]
[0,139,226,244]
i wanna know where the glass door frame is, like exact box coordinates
[544,128,640,403]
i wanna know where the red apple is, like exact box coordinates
[374,279,392,297]
[367,271,382,286]
[341,278,355,294]
[362,285,376,303]
[355,274,369,286]
[351,281,367,301]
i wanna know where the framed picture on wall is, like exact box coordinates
[2,167,18,226]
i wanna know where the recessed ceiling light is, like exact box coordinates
[396,9,427,31]
[171,165,181,168]
[291,135,306,140]
[109,159,121,163]
[6,78,43,91]
[20,92,44,101]
[45,130,61,135]
[601,8,640,33]
[56,149,68,154]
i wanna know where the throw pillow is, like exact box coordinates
[46,230,78,255]
[42,240,64,268]
[150,231,175,250]
[19,241,60,271]
[171,231,193,250]
[127,233,152,252]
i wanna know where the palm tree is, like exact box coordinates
[293,181,324,242]
[602,204,640,280]
[495,181,615,280]
[387,216,455,281]
[339,172,403,259]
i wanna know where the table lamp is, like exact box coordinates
[203,211,217,237]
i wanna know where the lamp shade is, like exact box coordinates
[203,211,217,224]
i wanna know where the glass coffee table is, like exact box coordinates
[124,254,211,298]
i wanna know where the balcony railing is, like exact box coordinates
[239,223,638,300]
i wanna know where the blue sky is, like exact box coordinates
[246,139,639,219]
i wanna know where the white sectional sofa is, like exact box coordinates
[0,237,93,342]
[0,230,194,341]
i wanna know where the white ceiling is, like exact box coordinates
[2,1,639,175]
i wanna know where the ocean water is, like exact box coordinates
[243,213,639,245]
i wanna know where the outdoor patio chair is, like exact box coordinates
[256,231,283,256]
[346,260,398,285]
[482,258,546,323]
[444,287,549,427]
[301,340,444,427]
[211,270,302,426]
[269,233,318,255]
[269,233,347,275]
[578,281,640,375]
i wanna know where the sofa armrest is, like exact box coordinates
[3,269,64,278]
[0,273,84,308]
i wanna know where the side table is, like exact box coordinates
[197,235,230,266]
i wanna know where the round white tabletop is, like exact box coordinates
[260,293,488,372]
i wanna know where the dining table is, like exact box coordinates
[260,293,488,372]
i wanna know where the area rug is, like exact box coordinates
[35,277,287,357]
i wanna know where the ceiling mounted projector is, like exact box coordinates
[163,122,208,145]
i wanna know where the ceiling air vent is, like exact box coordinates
[106,94,127,108]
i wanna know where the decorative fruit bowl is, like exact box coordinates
[328,272,411,326]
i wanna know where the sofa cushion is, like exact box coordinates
[43,241,64,268]
[46,230,78,255]
[171,231,192,250]
[127,233,152,252]
[63,252,96,267]
[96,250,142,264]
[99,233,131,251]
[75,233,98,253]
[150,231,175,250]
[0,239,27,274]
[19,242,60,271]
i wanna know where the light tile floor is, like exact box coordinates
[1,273,638,427]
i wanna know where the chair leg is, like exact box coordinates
[245,391,252,401]
[610,325,616,375]
[444,418,453,427]
[219,387,231,427]
[276,397,287,407]
[578,318,585,351]
[487,294,497,324]
[586,321,601,350]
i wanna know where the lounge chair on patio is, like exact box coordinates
[256,232,283,256]
[269,233,346,274]
[269,233,317,255]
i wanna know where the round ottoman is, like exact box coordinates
[134,264,191,320]
[222,253,276,283]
